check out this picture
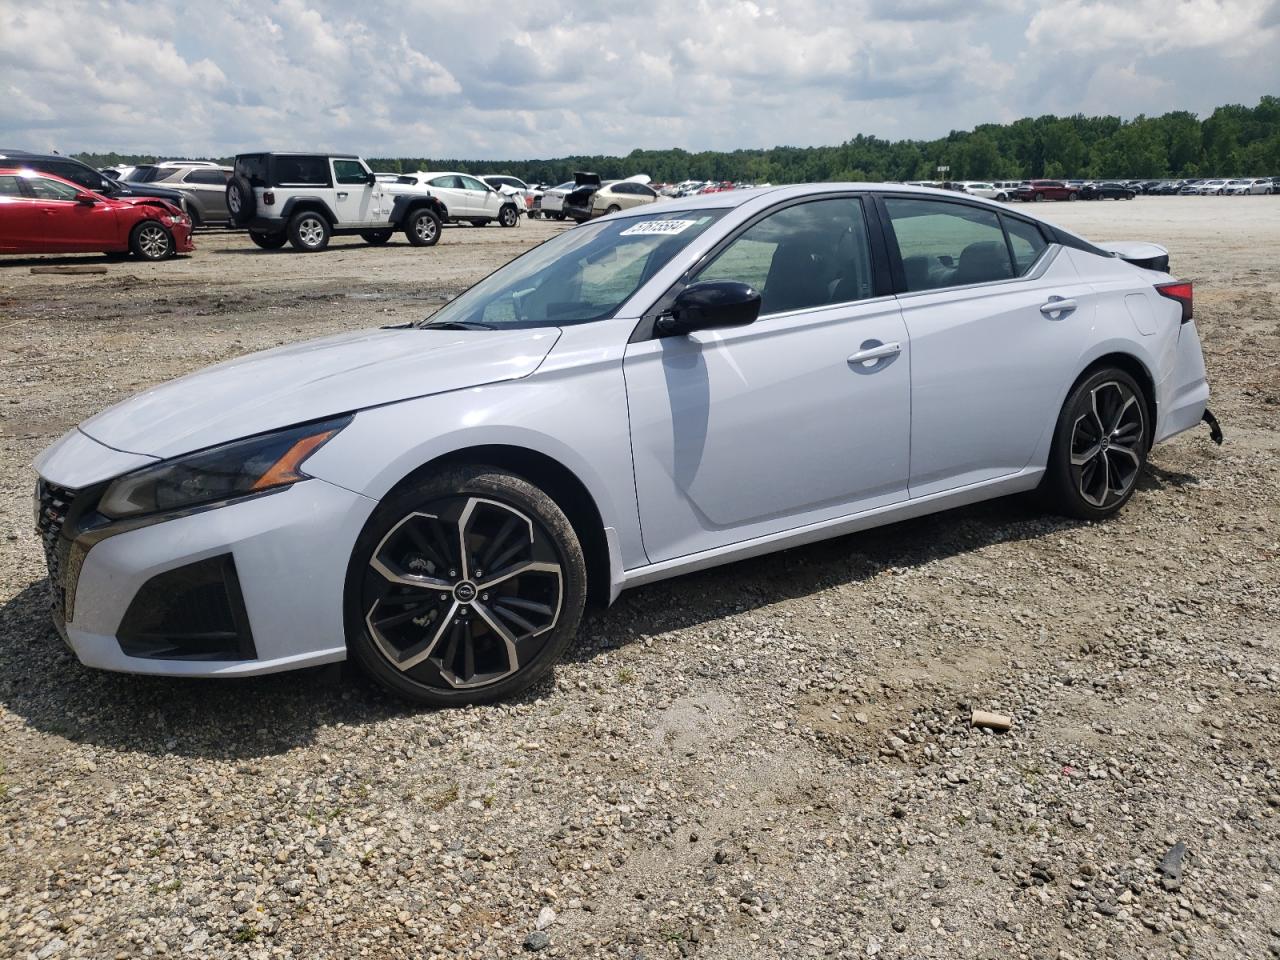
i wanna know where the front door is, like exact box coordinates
[24,176,119,251]
[460,175,501,219]
[624,195,911,563]
[331,159,376,225]
[877,195,1099,497]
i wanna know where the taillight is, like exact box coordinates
[263,191,275,206]
[1155,281,1193,324]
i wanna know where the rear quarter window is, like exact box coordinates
[272,156,331,187]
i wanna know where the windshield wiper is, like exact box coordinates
[417,320,496,331]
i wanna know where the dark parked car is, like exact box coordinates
[0,150,189,214]
[1081,182,1136,200]
[1014,180,1079,202]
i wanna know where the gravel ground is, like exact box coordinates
[1,198,1278,960]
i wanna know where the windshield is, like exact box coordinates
[417,208,726,330]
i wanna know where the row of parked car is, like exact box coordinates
[937,176,1278,202]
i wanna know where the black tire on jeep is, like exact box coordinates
[405,208,442,247]
[469,219,489,227]
[287,210,331,252]
[226,176,255,226]
[249,231,288,250]
[362,230,393,245]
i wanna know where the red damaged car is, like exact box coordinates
[1014,179,1079,202]
[0,168,193,260]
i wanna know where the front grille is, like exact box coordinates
[36,480,76,627]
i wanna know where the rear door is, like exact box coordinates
[427,176,469,217]
[624,194,911,562]
[181,167,231,221]
[876,195,1096,497]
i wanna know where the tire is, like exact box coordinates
[249,231,287,250]
[226,176,255,226]
[605,205,621,215]
[1034,192,1044,202]
[129,220,174,260]
[187,206,202,230]
[1067,191,1078,201]
[288,210,330,252]
[470,219,489,227]
[362,230,393,245]
[499,205,519,228]
[405,208,442,247]
[1042,367,1148,521]
[345,466,587,707]
[996,193,1007,202]
[554,212,566,221]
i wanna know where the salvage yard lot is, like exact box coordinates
[0,197,1277,959]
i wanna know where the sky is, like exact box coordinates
[1,0,1277,160]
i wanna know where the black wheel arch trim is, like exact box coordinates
[389,194,448,225]
[279,196,339,225]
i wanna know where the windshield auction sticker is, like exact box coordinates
[620,220,697,236]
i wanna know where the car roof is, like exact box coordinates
[418,171,473,179]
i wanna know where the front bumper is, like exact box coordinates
[36,469,376,677]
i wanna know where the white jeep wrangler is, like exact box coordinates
[226,153,448,252]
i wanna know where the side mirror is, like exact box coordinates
[75,192,98,205]
[366,172,377,186]
[656,280,760,337]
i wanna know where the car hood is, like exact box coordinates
[79,326,561,460]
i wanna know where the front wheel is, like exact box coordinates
[996,193,1007,202]
[554,212,566,221]
[345,466,587,706]
[405,208,442,246]
[605,204,621,215]
[129,220,174,260]
[1034,192,1045,202]
[499,205,519,228]
[288,211,330,252]
[1067,191,1078,201]
[1043,368,1148,521]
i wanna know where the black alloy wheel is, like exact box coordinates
[1044,368,1148,520]
[347,467,586,706]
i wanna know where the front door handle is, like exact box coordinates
[337,192,349,199]
[847,341,902,366]
[1040,297,1077,317]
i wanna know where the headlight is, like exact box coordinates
[98,416,351,520]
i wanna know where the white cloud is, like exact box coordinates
[0,0,1274,159]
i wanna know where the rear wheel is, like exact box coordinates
[1067,191,1078,201]
[129,220,174,260]
[405,208,442,246]
[605,204,621,215]
[288,211,330,252]
[1043,368,1148,521]
[554,212,566,221]
[362,230,393,245]
[346,466,587,706]
[249,231,288,249]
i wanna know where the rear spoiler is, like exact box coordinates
[1096,241,1169,272]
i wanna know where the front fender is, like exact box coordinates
[302,370,646,574]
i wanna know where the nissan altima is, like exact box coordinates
[34,184,1219,705]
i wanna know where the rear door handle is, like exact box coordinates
[1040,297,1077,316]
[847,342,902,365]
[337,192,349,199]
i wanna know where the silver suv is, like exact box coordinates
[227,152,448,251]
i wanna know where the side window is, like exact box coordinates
[332,159,368,186]
[696,197,875,315]
[883,198,1013,292]
[274,156,331,186]
[1003,217,1048,275]
[27,177,81,201]
[186,168,229,185]
[460,176,488,192]
[48,161,104,191]
[0,175,25,196]
[430,176,461,189]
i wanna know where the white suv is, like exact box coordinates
[226,153,449,251]
[397,172,522,228]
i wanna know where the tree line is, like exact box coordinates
[74,96,1279,185]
